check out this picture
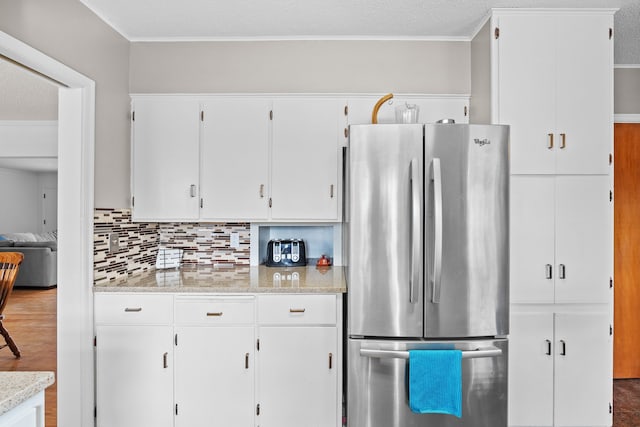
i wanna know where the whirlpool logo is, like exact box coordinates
[474,138,491,147]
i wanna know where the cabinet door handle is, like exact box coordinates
[560,133,566,149]
[330,184,334,199]
[545,339,552,356]
[163,352,168,368]
[559,264,566,279]
[260,184,265,198]
[289,308,306,313]
[245,353,249,369]
[545,264,552,279]
[206,312,223,317]
[124,307,142,312]
[329,352,333,369]
[547,133,554,149]
[560,340,566,356]
[190,184,197,198]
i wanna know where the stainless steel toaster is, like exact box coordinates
[265,239,307,267]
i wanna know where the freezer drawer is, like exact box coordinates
[347,338,507,427]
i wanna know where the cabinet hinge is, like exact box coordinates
[494,27,500,39]
[94,406,97,418]
[132,111,135,122]
[175,404,179,415]
[200,198,203,209]
[200,111,204,121]
[610,190,613,202]
[43,193,46,199]
[609,153,613,165]
[610,277,613,289]
[43,220,46,225]
[610,325,613,336]
[256,404,260,416]
[464,105,468,117]
[610,402,613,413]
[344,105,348,116]
[269,110,273,120]
[609,28,613,40]
[174,333,178,346]
[93,336,96,347]
[257,339,260,351]
[268,198,272,208]
[131,196,135,207]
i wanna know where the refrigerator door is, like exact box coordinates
[347,124,424,338]
[424,124,509,338]
[347,338,508,427]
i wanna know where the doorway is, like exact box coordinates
[0,31,95,426]
[614,122,640,379]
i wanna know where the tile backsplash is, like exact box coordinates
[93,208,251,283]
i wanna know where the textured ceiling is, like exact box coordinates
[80,0,640,64]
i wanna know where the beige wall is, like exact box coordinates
[470,21,491,124]
[0,0,131,208]
[615,68,640,115]
[130,40,470,94]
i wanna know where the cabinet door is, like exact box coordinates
[96,325,173,427]
[508,312,554,427]
[496,14,557,174]
[271,99,342,220]
[258,326,338,427]
[510,176,556,303]
[554,312,612,427]
[132,97,200,220]
[200,98,271,220]
[174,326,254,427]
[555,176,612,303]
[555,14,613,175]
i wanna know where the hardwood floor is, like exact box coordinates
[0,287,56,427]
[0,287,637,427]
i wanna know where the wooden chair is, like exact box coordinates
[0,252,24,358]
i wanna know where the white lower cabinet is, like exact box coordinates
[257,326,338,427]
[509,310,612,427]
[95,293,342,427]
[95,325,174,427]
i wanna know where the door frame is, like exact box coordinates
[0,31,95,426]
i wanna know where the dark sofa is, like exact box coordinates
[0,234,57,288]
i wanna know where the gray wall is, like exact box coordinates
[0,58,58,120]
[130,41,470,94]
[0,0,131,208]
[615,68,640,115]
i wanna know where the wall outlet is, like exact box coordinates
[109,233,120,253]
[230,232,240,249]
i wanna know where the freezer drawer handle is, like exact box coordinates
[359,346,502,360]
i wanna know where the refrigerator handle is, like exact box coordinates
[410,159,421,304]
[431,158,443,303]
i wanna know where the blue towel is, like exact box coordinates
[408,349,462,417]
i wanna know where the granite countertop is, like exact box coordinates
[93,265,347,293]
[0,371,55,416]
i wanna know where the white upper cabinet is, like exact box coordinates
[510,175,612,304]
[494,10,613,175]
[200,98,271,221]
[271,98,346,221]
[131,96,201,221]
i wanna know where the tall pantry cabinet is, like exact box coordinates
[472,9,615,427]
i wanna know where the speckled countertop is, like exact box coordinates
[93,265,347,293]
[0,371,54,416]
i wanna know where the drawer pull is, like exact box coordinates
[206,312,223,317]
[245,353,249,369]
[124,307,142,312]
[289,308,306,313]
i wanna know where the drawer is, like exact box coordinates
[94,293,173,325]
[175,296,255,325]
[257,294,337,325]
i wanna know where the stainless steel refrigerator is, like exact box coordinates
[346,123,509,427]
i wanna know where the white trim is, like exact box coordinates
[128,35,472,42]
[491,8,618,16]
[0,31,95,427]
[614,114,640,123]
[0,121,58,158]
[614,64,640,69]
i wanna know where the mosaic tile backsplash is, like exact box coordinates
[94,209,251,283]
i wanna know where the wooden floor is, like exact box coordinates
[0,288,638,427]
[0,288,56,427]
